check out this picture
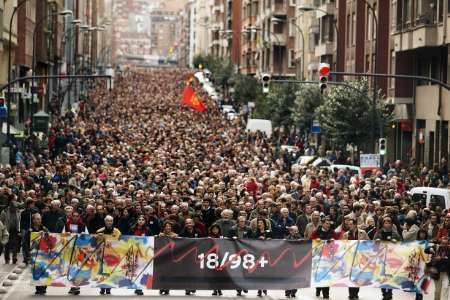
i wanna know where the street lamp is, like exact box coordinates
[271,17,305,80]
[6,0,33,150]
[31,9,73,114]
[58,21,82,103]
[359,0,379,151]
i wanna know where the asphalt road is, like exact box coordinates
[1,269,431,300]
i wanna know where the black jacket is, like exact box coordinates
[179,227,203,238]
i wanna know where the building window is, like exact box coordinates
[352,13,356,45]
[346,14,351,46]
[321,15,334,43]
[365,54,370,72]
[366,6,371,41]
[289,0,296,6]
[372,3,377,40]
[389,50,395,88]
[0,9,3,41]
[274,22,283,34]
[288,49,295,68]
[438,0,443,22]
[371,54,375,72]
[404,0,412,24]
[391,1,397,32]
[289,19,295,37]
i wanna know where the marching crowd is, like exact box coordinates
[0,68,449,299]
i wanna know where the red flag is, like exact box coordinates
[181,86,206,112]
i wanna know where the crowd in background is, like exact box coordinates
[0,68,448,299]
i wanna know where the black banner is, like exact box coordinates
[153,238,312,289]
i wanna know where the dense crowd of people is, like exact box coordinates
[0,68,449,299]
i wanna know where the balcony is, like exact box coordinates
[394,23,437,52]
[415,85,450,120]
[314,41,334,56]
[316,1,336,18]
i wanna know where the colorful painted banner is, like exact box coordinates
[311,240,429,292]
[30,232,155,289]
[31,233,429,292]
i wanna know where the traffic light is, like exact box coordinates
[379,138,387,155]
[261,73,271,94]
[318,63,330,94]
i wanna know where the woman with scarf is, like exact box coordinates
[64,211,88,295]
[131,215,150,296]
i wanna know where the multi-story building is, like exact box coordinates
[231,0,243,69]
[194,0,214,57]
[390,0,449,167]
[210,0,226,57]
[0,1,17,87]
[179,0,196,67]
[239,0,298,78]
[150,10,179,59]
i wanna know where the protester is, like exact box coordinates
[158,221,177,296]
[0,68,448,298]
[374,215,402,300]
[285,226,301,298]
[426,236,450,300]
[31,213,49,295]
[310,217,338,299]
[252,218,271,297]
[0,201,21,264]
[64,210,88,296]
[342,218,369,299]
[96,215,121,295]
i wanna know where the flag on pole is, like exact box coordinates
[181,86,206,112]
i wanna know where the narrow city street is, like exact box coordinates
[1,0,450,300]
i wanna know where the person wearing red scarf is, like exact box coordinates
[64,212,87,296]
[130,215,150,296]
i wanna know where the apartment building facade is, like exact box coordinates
[390,0,450,166]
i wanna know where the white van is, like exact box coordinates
[246,119,272,137]
[408,187,450,210]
